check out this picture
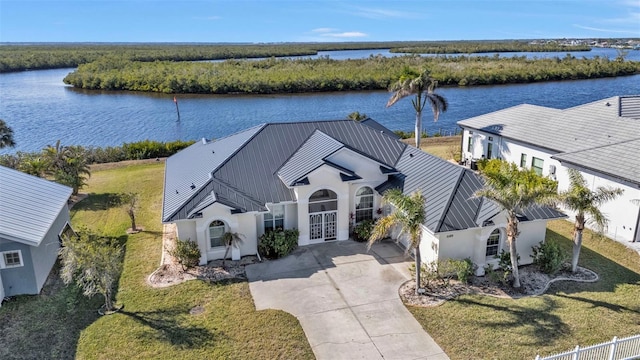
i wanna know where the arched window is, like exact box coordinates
[308,189,338,213]
[486,228,502,257]
[209,220,226,248]
[355,187,374,223]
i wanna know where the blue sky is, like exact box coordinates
[1,0,638,43]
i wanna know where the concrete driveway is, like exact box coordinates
[246,240,449,360]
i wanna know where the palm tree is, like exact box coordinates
[560,168,623,272]
[347,111,368,122]
[475,159,558,288]
[369,189,426,294]
[222,232,243,267]
[0,119,16,149]
[386,68,448,148]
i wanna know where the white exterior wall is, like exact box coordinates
[462,127,640,243]
[176,203,258,265]
[294,167,351,246]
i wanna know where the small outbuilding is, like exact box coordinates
[0,165,74,305]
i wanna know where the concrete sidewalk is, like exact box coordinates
[246,240,449,360]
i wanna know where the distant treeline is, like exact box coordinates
[0,41,592,73]
[391,41,592,54]
[62,54,640,94]
[0,139,195,171]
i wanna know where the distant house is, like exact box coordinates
[162,119,564,275]
[0,166,74,305]
[458,95,640,243]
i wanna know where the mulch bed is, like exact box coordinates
[400,265,598,307]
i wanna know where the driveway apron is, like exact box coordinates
[246,240,449,360]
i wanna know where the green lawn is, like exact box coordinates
[408,220,640,360]
[0,162,313,360]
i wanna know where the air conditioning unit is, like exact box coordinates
[549,165,556,175]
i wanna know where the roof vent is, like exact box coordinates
[175,189,179,194]
[409,153,414,158]
[202,137,208,144]
[190,183,196,190]
[605,102,611,107]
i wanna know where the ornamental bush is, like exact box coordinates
[170,238,201,270]
[258,229,299,259]
[531,240,568,275]
[353,219,375,242]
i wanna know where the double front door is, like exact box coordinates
[309,211,337,242]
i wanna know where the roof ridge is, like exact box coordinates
[554,136,640,156]
[435,167,466,232]
[274,129,344,176]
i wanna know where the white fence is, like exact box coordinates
[535,335,640,360]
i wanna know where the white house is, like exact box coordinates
[458,95,640,243]
[162,119,565,275]
[0,166,74,306]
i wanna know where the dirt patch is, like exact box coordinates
[401,265,598,307]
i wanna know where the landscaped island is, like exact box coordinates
[62,55,640,94]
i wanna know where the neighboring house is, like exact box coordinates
[0,166,74,305]
[162,119,564,275]
[458,95,640,243]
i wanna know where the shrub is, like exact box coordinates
[496,249,520,285]
[353,219,375,242]
[453,258,474,284]
[531,240,568,274]
[170,238,201,270]
[258,229,299,259]
[409,258,475,288]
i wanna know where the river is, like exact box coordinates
[1,48,639,153]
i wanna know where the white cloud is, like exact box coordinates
[350,6,418,19]
[312,28,338,33]
[320,31,367,38]
[572,24,639,34]
[600,11,640,24]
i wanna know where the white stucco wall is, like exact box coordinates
[461,127,640,243]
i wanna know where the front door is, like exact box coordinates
[310,211,337,241]
[308,189,338,242]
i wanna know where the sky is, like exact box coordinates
[0,0,638,43]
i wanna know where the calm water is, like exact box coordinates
[1,48,639,153]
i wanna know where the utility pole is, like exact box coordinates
[173,96,181,122]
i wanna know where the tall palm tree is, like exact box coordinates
[560,168,623,272]
[369,189,426,294]
[475,159,558,288]
[0,119,16,149]
[386,68,448,148]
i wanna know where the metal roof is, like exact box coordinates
[458,95,640,184]
[277,130,344,186]
[163,119,406,222]
[552,138,640,186]
[162,124,264,222]
[0,166,72,246]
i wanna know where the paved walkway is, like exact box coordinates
[246,240,449,360]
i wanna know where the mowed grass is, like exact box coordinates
[0,162,313,360]
[407,222,640,360]
[402,135,462,160]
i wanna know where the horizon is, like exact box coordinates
[1,1,639,43]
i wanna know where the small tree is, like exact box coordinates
[369,189,426,294]
[560,168,623,272]
[222,232,243,267]
[347,111,368,121]
[120,192,140,232]
[59,231,124,313]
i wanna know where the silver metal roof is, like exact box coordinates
[277,130,344,186]
[458,95,640,183]
[0,166,72,246]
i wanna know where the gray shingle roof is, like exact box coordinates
[0,166,72,246]
[457,95,640,184]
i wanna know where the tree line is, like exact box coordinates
[390,41,591,54]
[1,41,594,73]
[61,54,640,94]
